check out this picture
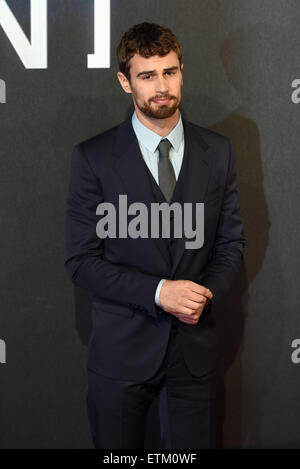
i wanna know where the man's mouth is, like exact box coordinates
[153,97,171,104]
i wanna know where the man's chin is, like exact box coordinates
[142,103,179,119]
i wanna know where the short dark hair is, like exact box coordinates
[116,22,182,83]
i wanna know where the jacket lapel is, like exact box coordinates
[170,119,213,276]
[112,116,171,266]
[112,114,213,276]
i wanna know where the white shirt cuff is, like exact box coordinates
[155,279,166,307]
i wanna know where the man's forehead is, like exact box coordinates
[130,50,179,70]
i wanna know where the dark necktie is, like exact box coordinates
[157,138,176,203]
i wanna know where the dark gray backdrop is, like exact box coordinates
[1,0,299,448]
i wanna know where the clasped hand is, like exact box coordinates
[159,279,213,325]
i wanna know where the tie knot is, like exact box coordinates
[157,138,172,159]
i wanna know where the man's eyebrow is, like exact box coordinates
[136,66,179,78]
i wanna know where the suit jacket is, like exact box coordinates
[64,114,246,380]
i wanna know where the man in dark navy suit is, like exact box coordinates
[64,22,246,449]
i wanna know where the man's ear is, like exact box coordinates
[117,72,132,94]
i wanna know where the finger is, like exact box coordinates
[176,312,199,322]
[181,298,206,310]
[176,306,199,316]
[183,289,209,304]
[178,315,198,324]
[190,282,213,299]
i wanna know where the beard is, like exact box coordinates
[132,91,181,119]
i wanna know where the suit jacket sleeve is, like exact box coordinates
[64,143,162,319]
[200,137,246,306]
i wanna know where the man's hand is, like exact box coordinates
[159,280,213,325]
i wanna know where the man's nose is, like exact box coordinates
[155,74,169,93]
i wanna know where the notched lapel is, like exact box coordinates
[112,116,171,266]
[170,119,213,276]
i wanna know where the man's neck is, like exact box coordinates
[134,108,180,137]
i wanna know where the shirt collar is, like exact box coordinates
[131,109,183,153]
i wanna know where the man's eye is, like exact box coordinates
[142,71,175,80]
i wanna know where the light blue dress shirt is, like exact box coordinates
[131,110,185,308]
